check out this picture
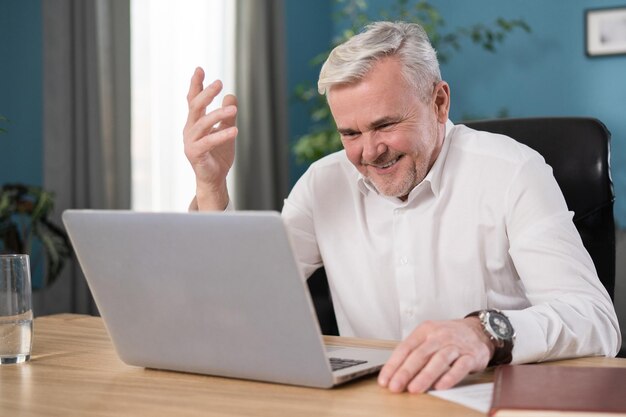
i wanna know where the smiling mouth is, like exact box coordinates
[368,155,403,171]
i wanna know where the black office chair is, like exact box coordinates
[307,267,339,335]
[308,117,616,336]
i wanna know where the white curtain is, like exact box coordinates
[131,0,289,212]
[131,0,235,212]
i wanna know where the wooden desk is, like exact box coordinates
[1,315,624,417]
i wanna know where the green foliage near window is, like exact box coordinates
[0,184,72,289]
[293,0,531,164]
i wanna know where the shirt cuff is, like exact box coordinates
[503,309,549,364]
[188,197,234,212]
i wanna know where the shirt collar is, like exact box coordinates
[425,119,455,198]
[356,119,455,202]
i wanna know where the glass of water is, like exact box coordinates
[0,254,33,364]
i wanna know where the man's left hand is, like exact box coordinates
[377,318,495,393]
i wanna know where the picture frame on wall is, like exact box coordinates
[586,6,626,56]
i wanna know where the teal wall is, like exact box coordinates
[432,0,626,226]
[0,0,44,288]
[0,0,43,186]
[284,0,334,185]
[287,0,625,225]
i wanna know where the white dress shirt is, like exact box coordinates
[282,120,621,364]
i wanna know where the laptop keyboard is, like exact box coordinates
[329,357,368,371]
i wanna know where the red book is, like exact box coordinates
[489,364,626,416]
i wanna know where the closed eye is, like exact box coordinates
[338,129,360,139]
[375,121,397,131]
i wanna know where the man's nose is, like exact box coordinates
[362,131,386,163]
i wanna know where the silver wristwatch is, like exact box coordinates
[466,309,515,366]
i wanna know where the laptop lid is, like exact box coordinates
[62,210,390,388]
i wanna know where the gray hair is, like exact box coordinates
[318,21,442,102]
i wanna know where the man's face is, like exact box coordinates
[327,57,450,200]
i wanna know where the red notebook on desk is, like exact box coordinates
[489,364,626,416]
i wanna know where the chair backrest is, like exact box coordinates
[464,117,615,299]
[308,117,616,335]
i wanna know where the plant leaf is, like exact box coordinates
[0,183,71,288]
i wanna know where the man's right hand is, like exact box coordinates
[183,67,238,211]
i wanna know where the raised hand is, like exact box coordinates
[183,67,238,210]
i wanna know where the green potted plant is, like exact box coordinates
[0,114,8,135]
[0,116,72,289]
[293,0,531,164]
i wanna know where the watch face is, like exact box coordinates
[488,312,514,339]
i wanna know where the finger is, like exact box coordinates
[406,347,461,394]
[186,67,205,103]
[387,352,431,393]
[185,126,237,168]
[433,355,476,391]
[386,336,444,393]
[186,105,238,144]
[378,343,417,388]
[378,324,431,387]
[218,94,238,130]
[192,126,238,152]
[186,79,224,128]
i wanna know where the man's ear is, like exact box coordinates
[433,81,451,123]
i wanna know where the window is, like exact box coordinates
[131,0,235,211]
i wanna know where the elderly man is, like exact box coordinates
[183,21,620,393]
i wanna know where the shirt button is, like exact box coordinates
[399,256,408,265]
[405,308,414,317]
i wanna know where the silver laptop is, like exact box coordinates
[62,210,391,388]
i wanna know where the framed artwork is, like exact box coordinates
[586,6,626,56]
